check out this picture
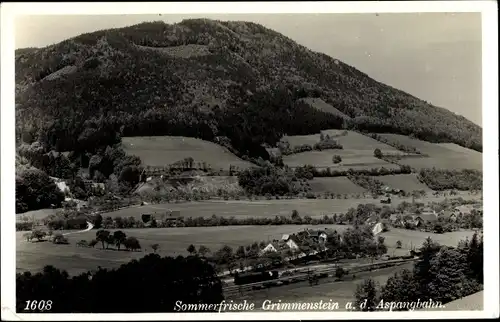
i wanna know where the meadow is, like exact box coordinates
[308,177,368,194]
[102,192,478,220]
[122,136,253,170]
[371,174,434,192]
[378,134,482,171]
[16,208,61,223]
[282,130,401,169]
[16,225,475,278]
[283,150,400,169]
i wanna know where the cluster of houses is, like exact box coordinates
[369,204,482,230]
[260,228,333,259]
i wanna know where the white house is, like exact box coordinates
[285,238,301,251]
[261,243,278,254]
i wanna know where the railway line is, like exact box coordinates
[223,257,417,296]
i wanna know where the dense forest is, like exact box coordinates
[16,254,223,313]
[16,19,482,162]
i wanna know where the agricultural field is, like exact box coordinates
[308,177,368,194]
[281,134,322,147]
[122,136,253,170]
[283,150,400,169]
[332,131,400,153]
[16,225,475,279]
[437,143,484,157]
[371,174,434,192]
[378,134,482,171]
[16,208,61,223]
[16,224,348,276]
[102,192,479,220]
[282,130,401,169]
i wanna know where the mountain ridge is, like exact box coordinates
[15,19,482,157]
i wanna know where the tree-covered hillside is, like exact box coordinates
[16,19,482,161]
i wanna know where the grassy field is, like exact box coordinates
[16,225,348,276]
[102,192,479,220]
[16,225,474,277]
[16,208,62,223]
[370,174,434,192]
[378,134,482,171]
[282,130,401,169]
[283,151,400,169]
[308,177,368,194]
[122,136,253,170]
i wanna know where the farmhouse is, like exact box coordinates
[282,234,301,251]
[261,242,279,254]
[365,215,379,226]
[454,205,474,216]
[304,229,328,244]
[412,213,438,227]
[389,214,403,226]
[439,210,457,222]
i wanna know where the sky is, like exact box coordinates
[14,12,482,125]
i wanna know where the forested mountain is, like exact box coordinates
[15,19,482,160]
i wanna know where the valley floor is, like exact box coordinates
[16,225,475,277]
[101,191,480,220]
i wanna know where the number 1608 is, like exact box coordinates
[24,300,53,311]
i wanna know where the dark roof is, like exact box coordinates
[415,214,438,222]
[440,210,455,219]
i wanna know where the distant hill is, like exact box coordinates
[15,19,482,160]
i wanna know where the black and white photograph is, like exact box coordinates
[1,1,498,320]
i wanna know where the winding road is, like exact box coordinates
[61,221,95,236]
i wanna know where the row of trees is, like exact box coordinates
[347,175,385,196]
[354,233,483,311]
[417,168,482,191]
[277,133,343,156]
[93,230,141,251]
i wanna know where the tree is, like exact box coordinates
[187,244,197,256]
[335,267,345,281]
[52,233,69,245]
[123,237,141,251]
[354,278,379,311]
[332,155,342,164]
[198,245,211,258]
[16,169,65,213]
[396,240,402,249]
[93,214,103,229]
[380,269,419,308]
[151,243,160,253]
[106,235,115,249]
[236,246,246,259]
[31,229,47,242]
[291,209,301,222]
[88,239,98,248]
[426,248,478,303]
[113,230,127,250]
[376,236,388,256]
[96,230,110,250]
[373,148,383,159]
